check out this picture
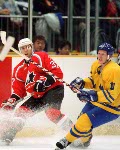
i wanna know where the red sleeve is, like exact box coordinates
[26,52,63,97]
[12,61,27,98]
[44,53,63,79]
[31,52,63,79]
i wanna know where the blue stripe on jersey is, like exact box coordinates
[88,77,95,88]
[106,90,114,101]
[102,90,112,103]
[99,102,120,111]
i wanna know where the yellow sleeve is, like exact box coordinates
[84,77,94,89]
[84,61,96,89]
[97,67,120,104]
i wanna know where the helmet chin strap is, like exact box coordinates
[107,55,110,60]
[103,55,111,65]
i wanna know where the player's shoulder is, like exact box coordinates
[33,51,48,57]
[103,61,120,77]
[14,59,25,69]
[31,51,49,64]
[91,60,100,68]
[108,61,120,72]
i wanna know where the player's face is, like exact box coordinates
[20,44,32,58]
[33,39,45,52]
[97,50,108,65]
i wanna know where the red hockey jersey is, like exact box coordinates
[12,59,28,98]
[12,52,64,99]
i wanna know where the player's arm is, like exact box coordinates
[31,52,62,92]
[84,62,96,89]
[97,69,120,104]
[77,68,120,103]
[1,68,27,109]
[12,78,27,98]
[12,66,27,98]
[84,76,95,89]
[33,75,56,92]
[43,53,63,79]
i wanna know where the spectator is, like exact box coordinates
[73,0,119,52]
[73,1,96,52]
[0,8,10,15]
[14,0,28,15]
[33,35,47,52]
[1,0,23,26]
[99,0,120,48]
[73,1,96,17]
[33,0,66,15]
[0,0,23,49]
[33,0,65,51]
[56,40,71,55]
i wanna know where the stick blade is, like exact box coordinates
[0,36,15,61]
[0,31,7,44]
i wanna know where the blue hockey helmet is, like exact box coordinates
[97,42,114,56]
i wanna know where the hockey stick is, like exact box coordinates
[11,94,32,117]
[1,94,32,118]
[0,31,79,93]
[0,36,15,61]
[0,31,29,61]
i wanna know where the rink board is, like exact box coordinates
[0,57,12,105]
[1,55,120,137]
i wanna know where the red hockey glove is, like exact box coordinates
[34,75,56,92]
[1,94,20,110]
[1,98,16,110]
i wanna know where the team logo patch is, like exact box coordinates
[26,72,35,85]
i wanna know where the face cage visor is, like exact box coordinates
[19,44,33,52]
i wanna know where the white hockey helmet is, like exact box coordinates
[18,38,33,51]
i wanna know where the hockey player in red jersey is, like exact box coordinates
[0,38,72,145]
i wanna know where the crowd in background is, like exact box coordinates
[0,0,120,54]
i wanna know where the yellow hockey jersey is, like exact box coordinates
[84,60,120,114]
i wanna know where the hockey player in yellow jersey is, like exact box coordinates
[55,42,120,149]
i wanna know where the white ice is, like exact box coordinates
[1,135,120,150]
[0,111,120,150]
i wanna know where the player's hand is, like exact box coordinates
[0,9,10,15]
[1,98,16,110]
[34,79,46,92]
[34,75,56,92]
[70,77,85,92]
[77,89,98,102]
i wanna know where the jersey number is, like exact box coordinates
[110,82,115,90]
[50,60,58,69]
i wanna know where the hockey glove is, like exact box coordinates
[1,94,20,110]
[70,77,85,92]
[77,89,98,102]
[1,98,16,110]
[34,75,56,92]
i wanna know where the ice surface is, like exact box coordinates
[1,135,120,150]
[0,110,120,150]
